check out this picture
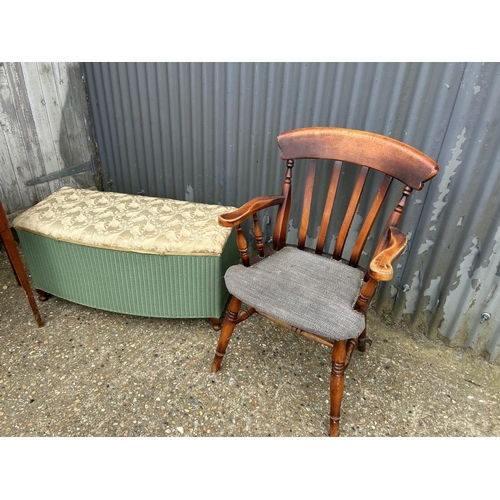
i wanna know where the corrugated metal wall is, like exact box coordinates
[0,62,96,217]
[83,62,500,362]
[390,63,500,362]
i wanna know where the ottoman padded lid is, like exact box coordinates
[13,187,236,256]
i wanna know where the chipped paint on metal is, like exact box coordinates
[286,221,321,250]
[185,185,194,202]
[424,276,443,312]
[430,127,466,224]
[440,219,500,349]
[403,270,421,315]
[418,239,435,255]
[287,219,299,245]
[439,238,480,340]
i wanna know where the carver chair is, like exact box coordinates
[212,127,439,436]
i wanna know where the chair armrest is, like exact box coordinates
[218,195,285,227]
[368,226,407,281]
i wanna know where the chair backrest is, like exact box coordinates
[273,127,439,267]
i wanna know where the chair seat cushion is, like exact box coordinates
[224,246,366,342]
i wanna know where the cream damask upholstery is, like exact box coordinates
[13,187,236,257]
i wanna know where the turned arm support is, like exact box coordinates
[355,226,407,314]
[218,195,285,266]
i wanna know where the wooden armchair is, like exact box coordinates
[212,127,438,436]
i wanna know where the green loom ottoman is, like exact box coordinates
[13,187,239,328]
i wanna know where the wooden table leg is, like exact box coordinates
[0,203,44,327]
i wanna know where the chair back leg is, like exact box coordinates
[357,327,367,352]
[330,340,347,437]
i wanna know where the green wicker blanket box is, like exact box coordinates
[13,187,239,329]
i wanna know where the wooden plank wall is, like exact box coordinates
[0,62,96,218]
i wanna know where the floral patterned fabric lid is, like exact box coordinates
[13,187,236,256]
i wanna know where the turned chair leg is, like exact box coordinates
[212,295,242,372]
[330,339,347,437]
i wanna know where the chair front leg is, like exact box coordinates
[212,295,242,372]
[330,339,347,437]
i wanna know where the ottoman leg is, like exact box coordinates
[208,317,221,331]
[36,289,51,302]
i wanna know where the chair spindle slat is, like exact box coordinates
[273,160,294,250]
[297,159,317,250]
[253,213,265,257]
[316,160,342,255]
[236,225,250,266]
[349,174,393,266]
[333,165,369,260]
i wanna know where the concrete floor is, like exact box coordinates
[1,245,500,438]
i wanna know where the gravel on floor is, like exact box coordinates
[1,246,500,438]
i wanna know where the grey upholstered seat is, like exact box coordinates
[224,246,365,342]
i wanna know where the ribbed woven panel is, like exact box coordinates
[225,247,365,341]
[17,230,238,318]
